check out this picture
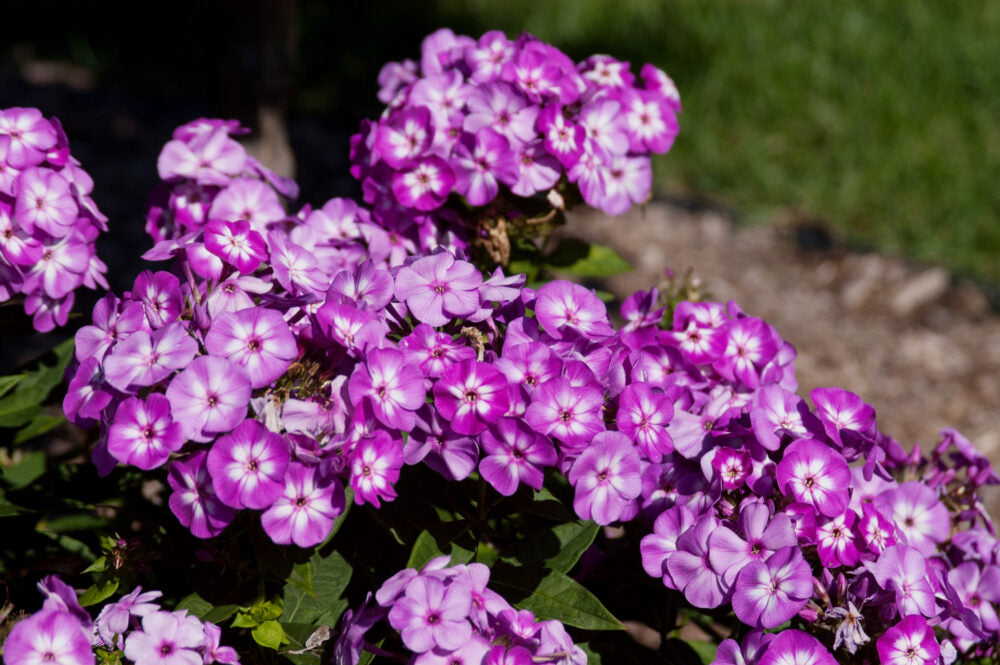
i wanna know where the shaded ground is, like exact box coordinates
[571,202,1000,515]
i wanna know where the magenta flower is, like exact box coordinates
[708,503,796,585]
[810,386,877,447]
[207,419,290,510]
[387,575,472,653]
[732,546,812,628]
[712,317,779,389]
[666,515,729,608]
[0,107,57,168]
[463,81,538,145]
[871,545,938,617]
[616,382,674,461]
[524,377,604,450]
[479,418,556,495]
[168,452,236,538]
[166,356,251,442]
[14,167,77,236]
[373,107,432,168]
[640,504,696,586]
[103,322,198,391]
[261,463,344,547]
[348,348,426,431]
[750,384,822,451]
[394,252,483,327]
[873,481,951,556]
[208,178,284,231]
[756,630,836,665]
[2,610,93,665]
[534,281,614,340]
[815,511,861,568]
[406,406,479,481]
[351,431,403,508]
[123,610,204,665]
[432,360,510,436]
[876,615,940,665]
[95,587,163,640]
[107,395,184,470]
[157,126,246,185]
[132,271,183,330]
[205,307,298,389]
[203,219,267,274]
[775,438,851,517]
[399,324,476,379]
[568,432,641,525]
[451,128,518,206]
[391,156,455,211]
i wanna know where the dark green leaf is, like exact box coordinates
[252,620,286,650]
[490,565,623,631]
[176,593,213,619]
[281,550,351,625]
[79,579,119,607]
[578,642,603,665]
[14,414,65,444]
[287,562,315,596]
[38,513,108,532]
[406,523,475,570]
[0,400,42,428]
[0,491,30,517]
[0,374,25,399]
[2,451,46,488]
[545,239,632,278]
[663,638,715,665]
[83,556,106,574]
[685,640,718,665]
[502,521,599,574]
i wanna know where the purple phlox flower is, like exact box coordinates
[107,395,184,470]
[404,406,479,481]
[494,342,561,403]
[14,167,77,237]
[374,106,433,169]
[409,70,470,124]
[95,587,163,641]
[580,54,635,88]
[641,63,682,110]
[466,30,515,83]
[732,545,812,629]
[419,635,492,665]
[708,502,797,585]
[857,502,898,555]
[946,561,1000,633]
[935,427,1000,488]
[464,81,538,145]
[333,593,384,665]
[452,128,518,207]
[63,357,113,427]
[316,301,385,356]
[19,232,87,299]
[596,154,651,216]
[501,43,570,104]
[165,356,251,442]
[510,139,561,197]
[328,261,394,310]
[36,577,91,629]
[207,419,290,510]
[537,105,585,168]
[825,601,870,655]
[376,556,455,608]
[391,155,455,212]
[479,417,556,495]
[620,287,664,332]
[535,619,587,665]
[208,178,284,232]
[123,610,204,665]
[640,503,696,586]
[775,438,851,517]
[568,431,641,524]
[524,376,604,451]
[709,446,752,490]
[2,610,94,665]
[394,252,483,326]
[578,97,628,158]
[0,199,43,265]
[750,384,823,451]
[478,266,525,305]
[616,382,674,461]
[567,147,607,211]
[432,359,510,436]
[876,615,940,665]
[206,274,271,317]
[870,545,938,617]
[103,322,198,391]
[873,481,951,556]
[756,630,836,665]
[483,644,532,665]
[350,431,403,508]
[534,280,613,341]
[628,344,688,389]
[132,271,183,330]
[22,292,72,333]
[619,88,678,154]
[75,295,146,362]
[711,317,779,389]
[205,307,298,389]
[810,387,877,448]
[387,575,472,653]
[815,510,862,568]
[304,197,364,242]
[666,514,729,608]
[203,219,267,274]
[671,301,726,365]
[157,126,246,185]
[377,58,418,104]
[201,622,239,665]
[451,562,509,634]
[494,608,541,649]
[349,348,426,430]
[266,231,328,295]
[399,323,476,379]
[0,107,57,168]
[261,463,344,547]
[668,391,738,460]
[713,630,774,665]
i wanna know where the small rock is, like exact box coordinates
[891,267,950,316]
[841,255,884,310]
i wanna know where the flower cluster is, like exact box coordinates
[351,27,680,238]
[0,107,108,331]
[2,576,238,665]
[334,556,585,665]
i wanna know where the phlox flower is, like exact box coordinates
[157,126,246,185]
[479,417,556,495]
[0,107,57,168]
[123,611,204,665]
[538,105,585,168]
[871,545,938,618]
[201,623,239,665]
[466,30,514,83]
[394,252,483,327]
[616,382,674,461]
[14,167,77,237]
[712,317,779,389]
[374,107,432,169]
[387,576,472,653]
[95,587,163,639]
[391,156,454,212]
[351,431,403,508]
[409,70,470,124]
[665,515,729,609]
[22,234,89,298]
[399,324,476,379]
[598,154,651,216]
[203,219,267,274]
[876,615,940,665]
[810,386,877,447]
[568,432,641,525]
[619,88,678,154]
[451,128,518,206]
[714,631,774,665]
[463,81,538,145]
[524,376,604,450]
[732,546,812,629]
[750,384,822,451]
[265,232,328,295]
[107,395,184,470]
[261,463,345,547]
[534,280,614,341]
[103,322,198,391]
[640,504,696,587]
[327,260,394,310]
[873,481,951,556]
[432,360,510,436]
[509,140,561,197]
[578,98,629,158]
[708,503,797,585]
[710,447,752,490]
[165,356,251,442]
[2,610,93,665]
[815,511,861,567]
[348,348,426,430]
[0,199,43,265]
[205,307,298,389]
[858,503,897,555]
[775,438,851,517]
[208,178,284,231]
[756,630,836,665]
[132,270,183,330]
[207,419,291,510]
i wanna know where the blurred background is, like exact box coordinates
[2,0,999,500]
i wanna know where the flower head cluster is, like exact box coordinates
[333,556,586,665]
[352,27,680,235]
[2,576,237,665]
[0,107,108,331]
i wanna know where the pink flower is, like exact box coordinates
[261,463,345,547]
[568,432,641,525]
[387,576,472,653]
[204,307,298,389]
[165,356,252,442]
[207,419,290,510]
[2,610,93,665]
[433,360,511,436]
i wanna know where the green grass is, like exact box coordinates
[433,0,1000,283]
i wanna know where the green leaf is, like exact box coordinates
[577,643,603,665]
[0,340,74,428]
[83,556,106,574]
[490,565,623,631]
[502,521,599,574]
[252,620,286,650]
[685,640,718,665]
[176,593,213,619]
[281,550,352,625]
[544,239,632,278]
[79,579,119,607]
[203,605,240,624]
[0,491,30,516]
[406,523,475,570]
[0,374,25,399]
[14,414,65,444]
[2,451,46,488]
[287,562,316,596]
